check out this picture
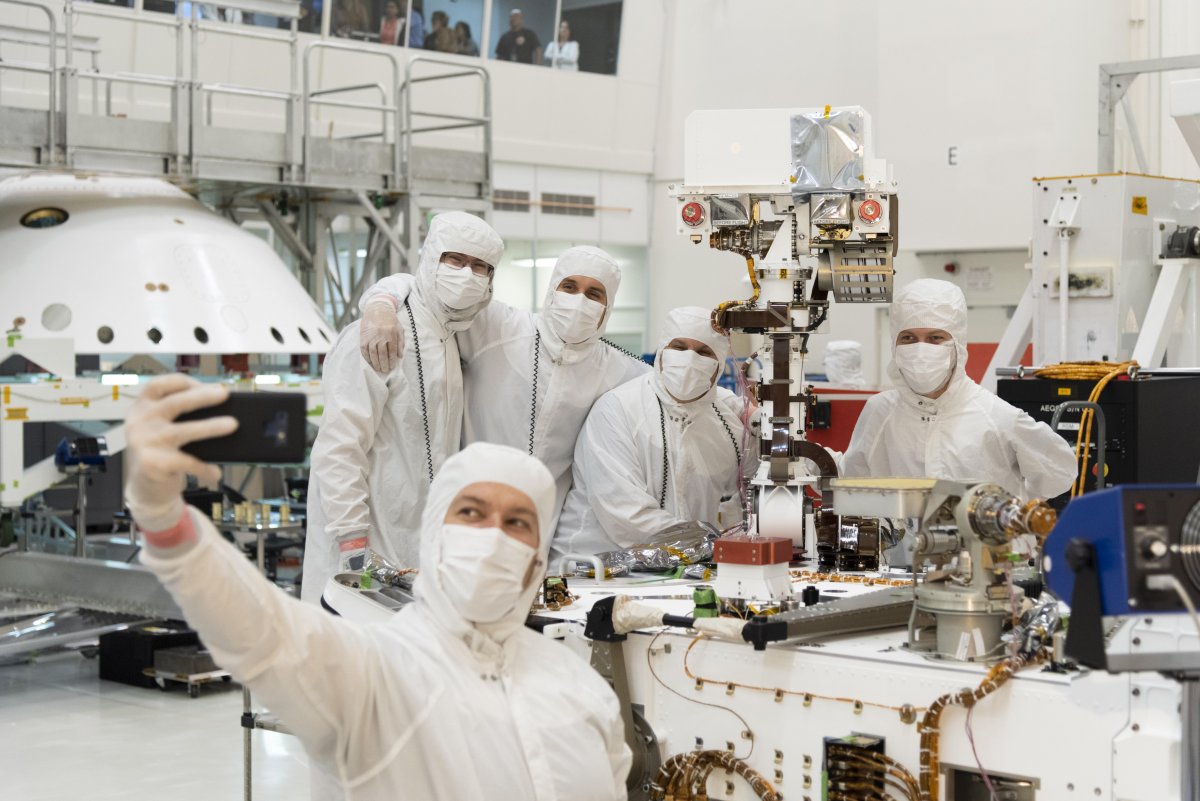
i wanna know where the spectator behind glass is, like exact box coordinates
[379,0,402,45]
[544,19,578,71]
[495,9,541,65]
[334,0,369,37]
[407,0,425,47]
[456,20,479,56]
[424,10,456,52]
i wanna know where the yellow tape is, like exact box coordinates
[1057,387,1071,396]
[112,386,119,401]
[2,386,7,404]
[823,104,831,118]
[5,407,28,420]
[665,546,692,564]
[58,397,91,408]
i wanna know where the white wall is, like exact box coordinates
[3,0,1198,363]
[0,0,664,172]
[645,0,1157,372]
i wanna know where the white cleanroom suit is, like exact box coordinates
[841,278,1077,500]
[822,340,867,387]
[553,306,745,561]
[358,245,650,521]
[139,442,631,801]
[301,212,504,603]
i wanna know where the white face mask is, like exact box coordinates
[436,524,538,624]
[544,290,606,344]
[659,348,719,402]
[893,342,956,395]
[435,262,491,310]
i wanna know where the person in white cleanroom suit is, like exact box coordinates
[553,306,745,562]
[841,279,1077,500]
[302,212,504,604]
[822,340,867,387]
[123,376,631,801]
[357,246,650,522]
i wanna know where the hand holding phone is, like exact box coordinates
[125,376,239,531]
[178,391,308,465]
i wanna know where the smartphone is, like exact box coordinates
[179,392,308,464]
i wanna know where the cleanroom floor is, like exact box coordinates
[0,650,310,800]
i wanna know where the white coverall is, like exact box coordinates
[841,279,1077,500]
[359,246,650,520]
[140,442,630,800]
[302,212,504,603]
[554,307,745,561]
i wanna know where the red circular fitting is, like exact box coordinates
[858,199,882,223]
[681,201,705,227]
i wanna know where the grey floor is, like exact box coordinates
[0,649,311,800]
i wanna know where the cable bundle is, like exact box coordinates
[826,745,920,801]
[917,650,1047,801]
[648,750,781,801]
[1033,361,1135,497]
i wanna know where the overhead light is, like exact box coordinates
[511,257,559,268]
[356,249,367,258]
[254,374,282,385]
[100,373,139,386]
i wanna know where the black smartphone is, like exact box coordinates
[178,392,308,465]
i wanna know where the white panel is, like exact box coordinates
[598,171,650,245]
[683,107,872,187]
[1159,0,1200,181]
[1170,78,1200,170]
[875,0,1131,251]
[491,162,537,240]
[532,165,601,242]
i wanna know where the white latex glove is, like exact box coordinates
[124,375,237,532]
[693,617,748,642]
[360,299,404,374]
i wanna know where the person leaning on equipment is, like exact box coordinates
[841,278,1077,500]
[356,246,650,530]
[301,212,503,608]
[553,306,745,562]
[123,376,631,800]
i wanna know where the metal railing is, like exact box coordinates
[0,23,99,113]
[0,0,492,194]
[0,0,57,161]
[309,82,389,139]
[301,39,401,185]
[399,55,492,198]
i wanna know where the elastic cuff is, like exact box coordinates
[366,296,399,311]
[142,511,196,550]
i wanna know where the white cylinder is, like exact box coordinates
[758,485,806,546]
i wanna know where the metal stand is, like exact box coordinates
[1183,678,1200,801]
[226,512,302,801]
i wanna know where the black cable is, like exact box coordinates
[528,329,540,456]
[657,397,669,510]
[404,300,434,483]
[601,337,645,364]
[712,402,741,465]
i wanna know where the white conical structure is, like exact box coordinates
[0,173,335,355]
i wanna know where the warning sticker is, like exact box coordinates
[1131,196,1148,215]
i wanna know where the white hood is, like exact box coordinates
[413,211,504,333]
[536,245,622,362]
[886,278,970,395]
[653,305,730,407]
[413,442,557,645]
